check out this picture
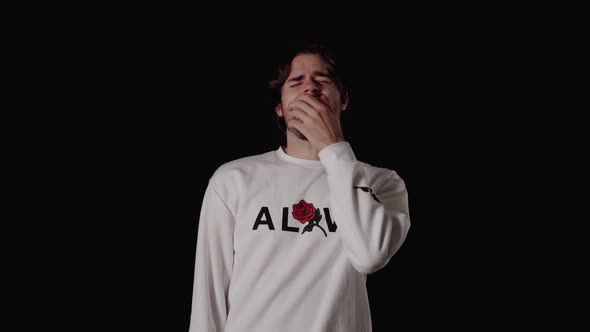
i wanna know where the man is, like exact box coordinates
[189,43,411,332]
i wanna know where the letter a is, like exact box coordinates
[253,207,275,230]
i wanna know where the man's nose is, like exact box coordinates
[304,81,321,96]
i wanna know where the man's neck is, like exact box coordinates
[284,133,320,160]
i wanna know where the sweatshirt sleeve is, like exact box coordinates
[319,141,411,274]
[189,179,235,332]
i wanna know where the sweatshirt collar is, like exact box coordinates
[276,146,324,168]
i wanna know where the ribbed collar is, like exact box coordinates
[275,146,324,168]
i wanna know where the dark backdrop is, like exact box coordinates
[4,82,587,331]
[2,8,588,332]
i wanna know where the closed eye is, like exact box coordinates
[290,80,330,87]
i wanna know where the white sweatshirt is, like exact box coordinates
[189,141,411,332]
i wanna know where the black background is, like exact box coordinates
[2,5,589,332]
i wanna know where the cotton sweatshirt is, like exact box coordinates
[189,141,411,332]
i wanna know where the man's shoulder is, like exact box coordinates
[357,159,398,180]
[209,149,276,184]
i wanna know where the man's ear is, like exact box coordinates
[275,103,283,117]
[341,91,350,111]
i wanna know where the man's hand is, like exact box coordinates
[287,95,345,151]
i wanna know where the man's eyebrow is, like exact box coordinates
[286,71,333,83]
[286,75,304,83]
[312,71,332,78]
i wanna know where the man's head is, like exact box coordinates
[269,43,350,140]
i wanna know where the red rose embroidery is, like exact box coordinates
[292,199,327,237]
[292,200,316,224]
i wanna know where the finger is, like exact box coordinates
[293,96,334,125]
[292,96,329,116]
[288,100,318,120]
[298,95,331,114]
[288,107,313,125]
[289,99,327,125]
[288,114,310,136]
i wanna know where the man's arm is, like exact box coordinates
[189,180,235,331]
[319,142,411,274]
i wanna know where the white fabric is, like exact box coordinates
[189,141,411,332]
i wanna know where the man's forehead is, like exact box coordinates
[289,53,328,73]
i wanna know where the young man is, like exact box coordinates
[189,43,411,332]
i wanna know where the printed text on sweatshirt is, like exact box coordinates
[190,141,411,332]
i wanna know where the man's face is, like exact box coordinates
[275,53,348,141]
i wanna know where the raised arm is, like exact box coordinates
[319,142,411,274]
